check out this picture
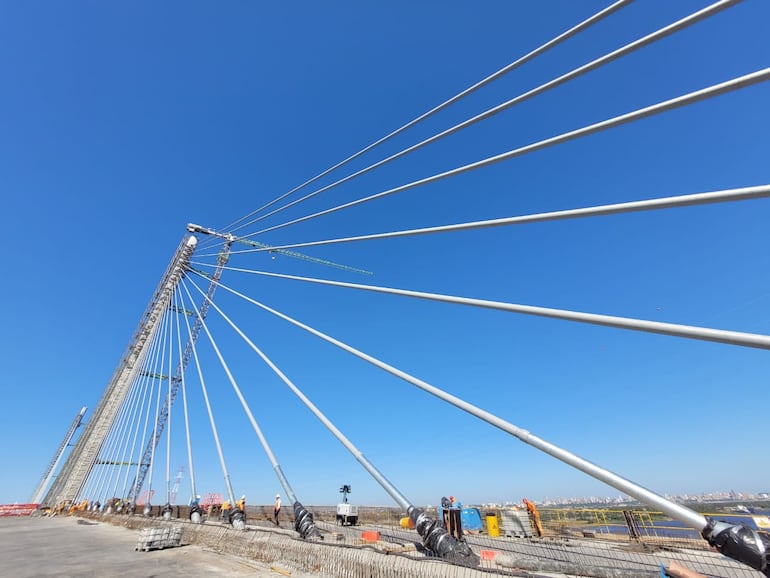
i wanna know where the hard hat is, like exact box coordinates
[276,494,280,498]
[241,495,246,499]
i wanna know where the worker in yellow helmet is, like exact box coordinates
[221,499,231,524]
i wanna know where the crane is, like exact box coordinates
[129,224,371,503]
[30,407,87,504]
[186,223,372,276]
[127,236,233,502]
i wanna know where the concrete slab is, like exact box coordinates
[0,516,313,577]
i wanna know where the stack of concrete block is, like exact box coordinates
[135,526,183,551]
[499,509,533,538]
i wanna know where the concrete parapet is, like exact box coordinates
[76,512,491,577]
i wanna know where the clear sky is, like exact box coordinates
[1,0,769,509]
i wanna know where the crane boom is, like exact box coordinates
[128,238,232,502]
[187,223,372,276]
[129,223,370,502]
[30,407,87,504]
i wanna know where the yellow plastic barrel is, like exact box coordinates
[486,514,500,537]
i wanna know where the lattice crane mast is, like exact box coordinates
[30,406,87,504]
[128,232,232,502]
[43,236,197,507]
[129,223,370,502]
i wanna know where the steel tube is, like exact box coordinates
[212,278,710,531]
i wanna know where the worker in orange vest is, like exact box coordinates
[522,498,544,537]
[221,500,232,523]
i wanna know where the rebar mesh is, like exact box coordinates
[77,509,766,578]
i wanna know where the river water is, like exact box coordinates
[586,508,770,539]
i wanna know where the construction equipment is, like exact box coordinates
[128,224,370,503]
[128,236,231,503]
[186,223,372,276]
[43,236,197,507]
[336,484,358,526]
[30,406,87,504]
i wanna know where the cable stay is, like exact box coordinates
[178,285,239,521]
[89,349,149,509]
[240,67,770,240]
[215,184,770,256]
[186,276,477,561]
[212,0,634,239]
[89,307,170,511]
[178,280,322,538]
[143,300,174,514]
[191,272,770,571]
[45,1,769,573]
[119,350,156,504]
[173,290,202,522]
[45,235,197,510]
[163,293,177,520]
[231,0,740,236]
[108,378,151,504]
[127,316,168,511]
[200,266,770,351]
[84,333,155,507]
[110,365,153,506]
[128,238,234,503]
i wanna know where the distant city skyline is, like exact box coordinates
[536,490,770,507]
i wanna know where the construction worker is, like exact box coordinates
[189,495,202,522]
[231,495,246,529]
[221,500,232,524]
[273,494,281,526]
[522,498,544,537]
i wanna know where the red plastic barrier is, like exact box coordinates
[0,503,39,517]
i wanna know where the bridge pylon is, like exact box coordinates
[41,235,197,507]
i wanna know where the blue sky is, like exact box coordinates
[1,0,769,509]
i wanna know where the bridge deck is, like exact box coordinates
[0,516,313,578]
[4,512,763,578]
